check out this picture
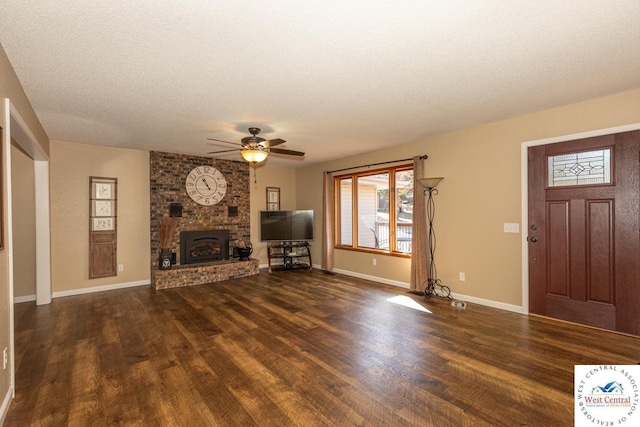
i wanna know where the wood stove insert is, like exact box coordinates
[180,230,230,265]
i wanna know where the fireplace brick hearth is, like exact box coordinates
[152,259,259,290]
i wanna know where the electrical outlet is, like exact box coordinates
[372,258,377,266]
[118,264,124,272]
[459,272,466,282]
[3,348,7,370]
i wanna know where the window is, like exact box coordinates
[547,148,611,187]
[334,165,413,255]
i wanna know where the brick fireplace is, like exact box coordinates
[149,151,258,289]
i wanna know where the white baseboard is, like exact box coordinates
[450,291,526,314]
[235,264,527,315]
[52,280,150,299]
[319,266,526,314]
[0,386,14,426]
[263,263,410,289]
[329,267,410,289]
[13,294,36,304]
[14,280,150,303]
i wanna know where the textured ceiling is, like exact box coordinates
[1,1,639,167]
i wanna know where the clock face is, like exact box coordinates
[185,166,227,205]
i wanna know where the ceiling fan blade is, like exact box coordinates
[269,148,305,156]
[261,138,286,148]
[207,138,242,147]
[207,148,240,154]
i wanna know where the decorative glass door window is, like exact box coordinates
[547,148,611,187]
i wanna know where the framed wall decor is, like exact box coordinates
[92,200,114,217]
[93,180,114,199]
[266,186,280,211]
[92,217,114,231]
[89,176,117,278]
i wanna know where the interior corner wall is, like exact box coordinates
[250,164,297,265]
[0,46,49,157]
[295,88,640,308]
[49,141,150,293]
[10,143,35,298]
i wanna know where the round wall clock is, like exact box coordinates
[185,165,227,205]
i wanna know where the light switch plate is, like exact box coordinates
[504,223,520,233]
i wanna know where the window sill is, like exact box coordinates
[334,245,411,258]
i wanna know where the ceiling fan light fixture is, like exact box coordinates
[241,148,268,163]
[207,127,302,162]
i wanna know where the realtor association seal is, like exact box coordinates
[575,365,639,426]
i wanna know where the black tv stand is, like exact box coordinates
[266,241,312,273]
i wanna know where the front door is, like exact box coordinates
[528,131,640,336]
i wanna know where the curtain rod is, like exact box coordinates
[326,154,428,174]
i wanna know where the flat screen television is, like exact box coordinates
[260,210,314,241]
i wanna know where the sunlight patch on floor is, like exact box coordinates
[387,295,432,313]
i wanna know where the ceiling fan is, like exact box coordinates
[207,127,305,163]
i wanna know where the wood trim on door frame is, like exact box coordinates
[520,123,640,314]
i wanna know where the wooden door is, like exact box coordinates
[528,131,640,335]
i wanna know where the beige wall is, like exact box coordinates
[0,43,50,417]
[10,143,36,298]
[49,144,296,287]
[296,88,640,307]
[249,164,297,265]
[50,141,150,292]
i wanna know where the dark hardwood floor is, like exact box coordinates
[5,270,639,426]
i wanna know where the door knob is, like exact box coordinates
[529,236,538,243]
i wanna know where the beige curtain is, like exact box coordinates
[410,156,428,292]
[321,171,334,270]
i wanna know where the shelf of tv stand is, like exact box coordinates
[267,241,312,273]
